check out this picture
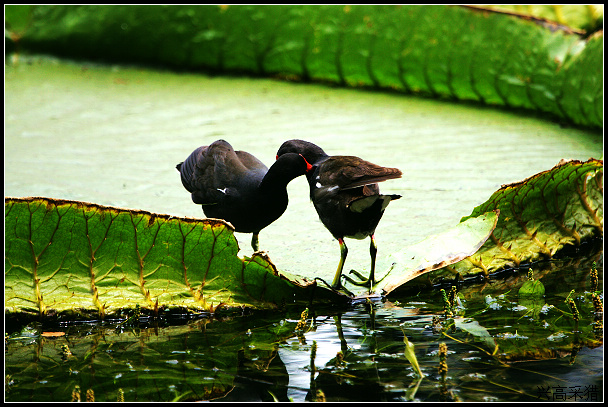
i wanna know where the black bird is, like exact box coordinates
[277,139,401,293]
[177,139,312,251]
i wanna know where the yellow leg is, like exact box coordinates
[331,238,348,289]
[368,235,377,292]
[344,235,377,293]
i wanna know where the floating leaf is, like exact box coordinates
[413,159,603,286]
[518,279,546,298]
[5,5,602,128]
[380,211,498,295]
[4,197,347,319]
[476,5,603,32]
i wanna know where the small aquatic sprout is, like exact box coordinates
[5,374,14,392]
[592,293,603,314]
[295,308,309,332]
[565,289,576,303]
[446,286,465,315]
[117,388,125,402]
[61,344,74,360]
[310,340,317,375]
[268,391,280,402]
[314,389,326,402]
[401,327,423,378]
[594,321,604,333]
[448,286,457,307]
[591,293,603,333]
[438,342,448,376]
[569,344,582,365]
[440,289,453,318]
[334,350,346,368]
[431,315,443,334]
[118,304,142,328]
[86,388,95,402]
[567,299,580,322]
[437,343,458,401]
[518,269,545,298]
[71,385,81,402]
[590,262,599,292]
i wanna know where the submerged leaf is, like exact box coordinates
[454,317,497,351]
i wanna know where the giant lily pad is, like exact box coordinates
[405,158,603,288]
[380,210,499,295]
[476,5,603,32]
[5,5,603,128]
[4,197,347,319]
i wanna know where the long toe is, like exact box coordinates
[343,270,375,294]
[348,269,367,281]
[342,274,372,286]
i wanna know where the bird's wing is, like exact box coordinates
[320,156,402,190]
[178,140,266,205]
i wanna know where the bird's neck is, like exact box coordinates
[259,168,292,194]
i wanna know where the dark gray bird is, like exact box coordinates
[277,139,401,293]
[177,139,312,251]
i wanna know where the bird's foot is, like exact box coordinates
[343,270,375,293]
[314,277,354,297]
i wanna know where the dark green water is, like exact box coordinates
[6,252,602,402]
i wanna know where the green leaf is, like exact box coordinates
[518,279,546,298]
[4,5,33,36]
[4,197,347,318]
[454,317,497,351]
[477,5,603,32]
[380,210,498,295]
[417,159,603,285]
[401,327,423,379]
[6,5,602,128]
